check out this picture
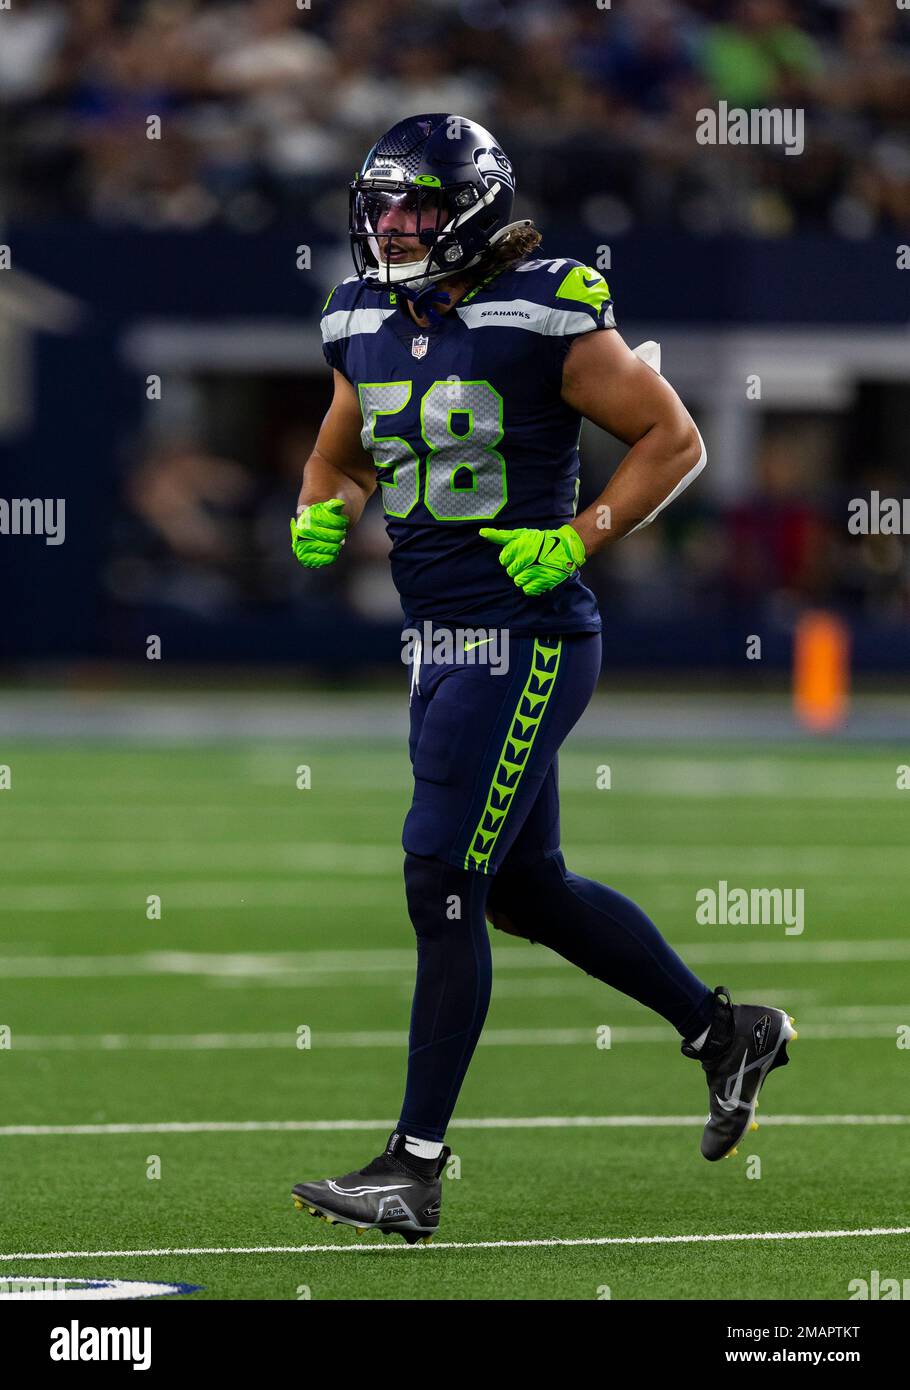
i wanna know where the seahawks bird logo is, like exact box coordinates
[473,146,514,191]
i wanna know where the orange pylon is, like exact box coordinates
[793,610,850,731]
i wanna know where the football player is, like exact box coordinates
[290,115,795,1244]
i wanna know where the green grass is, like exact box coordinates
[1,739,909,1299]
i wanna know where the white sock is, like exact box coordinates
[687,1025,711,1052]
[405,1135,443,1161]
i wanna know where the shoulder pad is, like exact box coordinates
[509,257,614,330]
[320,277,368,317]
[320,279,396,350]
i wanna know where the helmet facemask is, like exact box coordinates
[350,175,500,293]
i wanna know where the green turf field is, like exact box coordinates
[2,737,909,1300]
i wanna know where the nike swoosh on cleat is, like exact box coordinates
[326,1180,415,1197]
[714,1050,749,1113]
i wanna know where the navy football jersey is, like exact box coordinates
[320,257,615,633]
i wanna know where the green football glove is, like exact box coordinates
[290,498,349,569]
[479,524,586,595]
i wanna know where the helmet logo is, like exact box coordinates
[473,146,514,190]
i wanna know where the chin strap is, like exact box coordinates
[397,283,452,327]
[372,218,534,307]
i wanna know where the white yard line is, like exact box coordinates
[2,1018,905,1051]
[4,1227,910,1262]
[4,840,910,868]
[2,1114,909,1138]
[2,940,910,979]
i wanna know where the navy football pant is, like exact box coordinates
[398,631,714,1142]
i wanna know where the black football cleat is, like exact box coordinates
[291,1131,449,1244]
[682,985,797,1162]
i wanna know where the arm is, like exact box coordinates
[561,329,706,556]
[297,369,377,522]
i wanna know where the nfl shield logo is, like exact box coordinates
[411,335,429,360]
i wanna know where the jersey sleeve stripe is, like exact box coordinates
[321,307,397,344]
[455,300,614,335]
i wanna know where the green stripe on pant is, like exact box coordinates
[464,637,562,873]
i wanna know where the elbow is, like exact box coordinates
[676,420,706,483]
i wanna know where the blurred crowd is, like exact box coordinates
[4,0,907,649]
[3,0,909,235]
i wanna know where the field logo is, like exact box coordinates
[1,1275,199,1302]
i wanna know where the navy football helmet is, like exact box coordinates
[350,113,528,292]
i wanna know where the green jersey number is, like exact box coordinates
[359,379,506,522]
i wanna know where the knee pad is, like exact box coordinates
[404,853,489,942]
[486,853,569,944]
